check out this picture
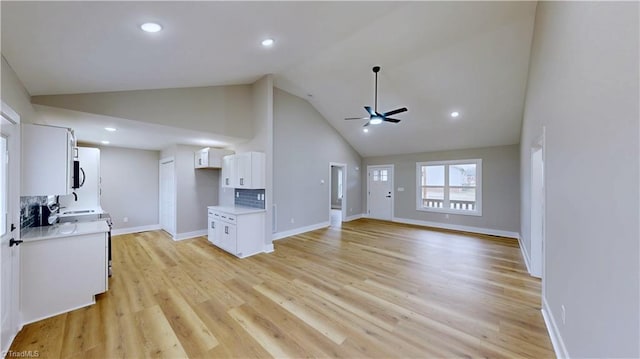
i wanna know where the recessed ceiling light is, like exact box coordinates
[450,111,460,118]
[261,38,274,47]
[101,141,110,145]
[104,127,116,132]
[363,128,369,133]
[140,22,162,33]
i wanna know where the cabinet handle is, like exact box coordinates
[198,158,202,165]
[211,222,215,229]
[225,226,228,234]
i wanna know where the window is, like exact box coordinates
[372,169,389,182]
[416,159,482,216]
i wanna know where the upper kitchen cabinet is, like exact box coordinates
[22,124,76,196]
[194,147,234,169]
[222,152,265,189]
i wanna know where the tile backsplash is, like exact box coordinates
[20,196,49,230]
[234,189,265,209]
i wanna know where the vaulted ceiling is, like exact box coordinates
[1,1,537,157]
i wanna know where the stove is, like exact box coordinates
[58,212,112,276]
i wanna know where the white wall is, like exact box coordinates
[97,145,160,231]
[364,144,520,236]
[520,2,639,357]
[31,85,254,140]
[2,56,35,123]
[273,88,362,234]
[161,145,220,237]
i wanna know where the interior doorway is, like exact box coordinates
[159,157,176,237]
[329,163,347,227]
[530,136,545,279]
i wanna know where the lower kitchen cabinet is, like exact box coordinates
[20,231,108,324]
[207,207,265,258]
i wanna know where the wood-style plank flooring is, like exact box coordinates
[10,219,554,358]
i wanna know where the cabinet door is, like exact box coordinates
[207,217,217,244]
[235,152,252,188]
[195,151,205,168]
[219,223,237,254]
[22,124,74,196]
[221,155,234,188]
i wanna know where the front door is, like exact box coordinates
[1,102,21,353]
[367,165,393,220]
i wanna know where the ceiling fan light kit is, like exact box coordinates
[345,65,408,128]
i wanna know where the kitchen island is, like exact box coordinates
[20,221,109,324]
[207,205,266,258]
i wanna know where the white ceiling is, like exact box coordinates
[33,105,247,151]
[1,1,537,157]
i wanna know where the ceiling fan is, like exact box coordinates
[345,66,407,127]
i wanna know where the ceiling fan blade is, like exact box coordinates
[344,117,368,120]
[364,106,376,116]
[383,107,408,117]
[363,121,371,127]
[384,118,401,123]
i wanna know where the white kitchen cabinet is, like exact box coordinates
[22,124,76,196]
[221,154,235,187]
[218,220,237,254]
[221,152,265,189]
[207,206,265,258]
[194,147,234,169]
[20,229,108,324]
[207,209,221,246]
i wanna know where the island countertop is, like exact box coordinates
[21,221,110,242]
[207,205,266,215]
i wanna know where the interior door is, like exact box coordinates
[1,102,21,354]
[368,166,393,220]
[159,158,176,236]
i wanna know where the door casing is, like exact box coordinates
[1,101,22,354]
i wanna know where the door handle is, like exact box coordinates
[386,195,392,198]
[9,238,23,247]
[10,223,16,232]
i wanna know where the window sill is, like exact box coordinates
[416,207,482,217]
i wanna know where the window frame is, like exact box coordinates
[415,159,482,216]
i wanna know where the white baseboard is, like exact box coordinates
[542,297,569,359]
[272,221,330,241]
[112,224,161,236]
[264,243,274,253]
[173,229,207,241]
[391,217,520,239]
[518,235,532,274]
[344,213,364,222]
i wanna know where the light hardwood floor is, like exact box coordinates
[10,219,554,358]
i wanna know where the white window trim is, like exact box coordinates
[415,159,482,216]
